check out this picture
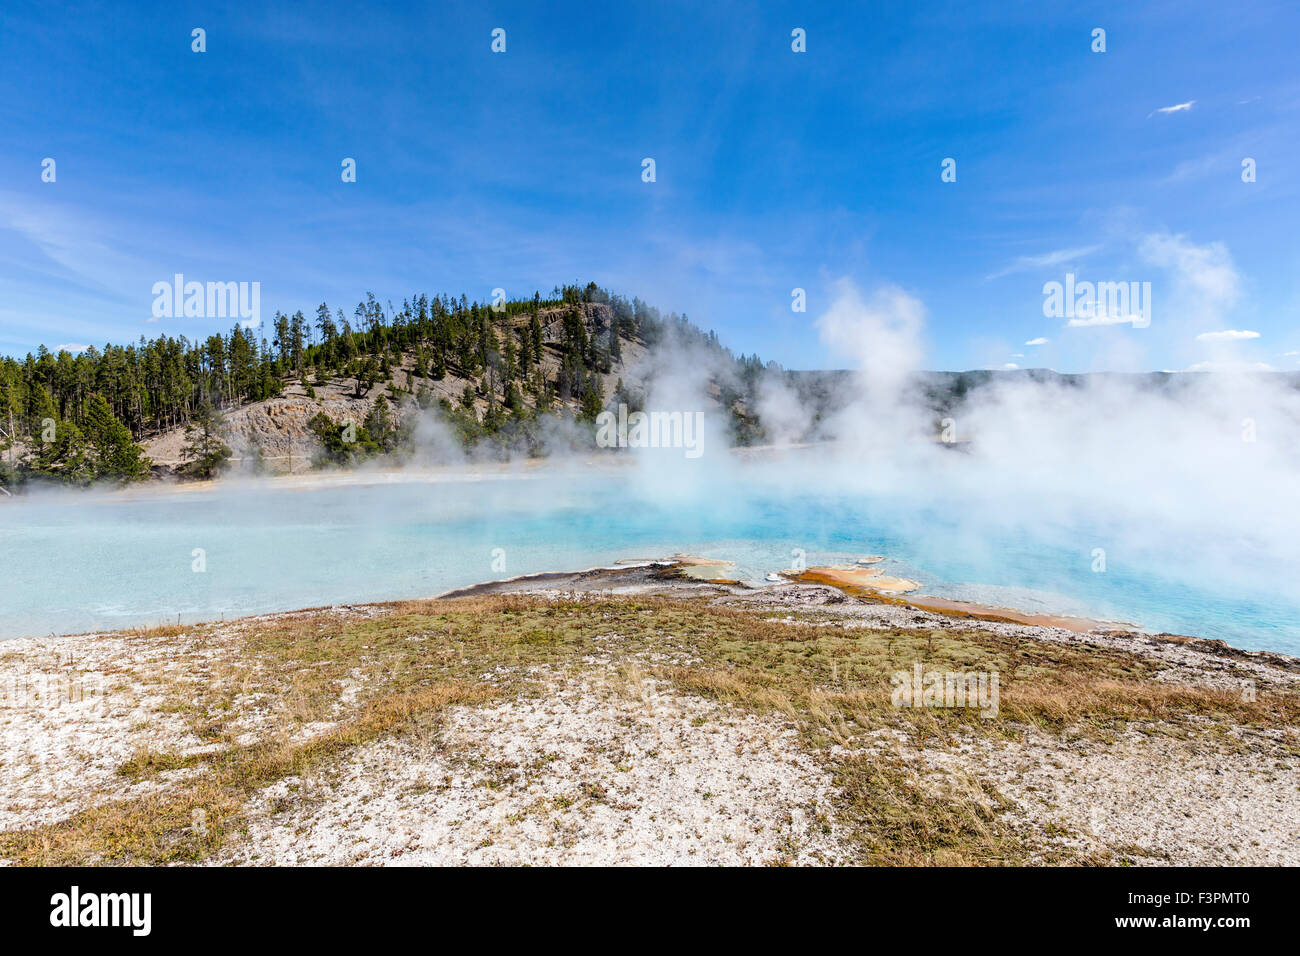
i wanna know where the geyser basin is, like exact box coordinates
[1,464,1297,654]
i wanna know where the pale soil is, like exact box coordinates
[0,629,220,831]
[217,668,844,866]
[110,457,577,501]
[903,723,1300,865]
[2,574,1298,865]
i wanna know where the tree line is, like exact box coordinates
[0,281,773,490]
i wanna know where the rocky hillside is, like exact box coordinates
[142,302,650,471]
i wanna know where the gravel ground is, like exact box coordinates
[0,629,219,832]
[910,724,1300,865]
[217,669,845,866]
[3,571,1297,865]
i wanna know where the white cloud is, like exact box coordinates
[1149,100,1196,116]
[53,343,89,353]
[1002,363,1020,370]
[987,244,1101,280]
[1024,337,1048,346]
[1195,329,1260,342]
[1066,313,1145,328]
[1186,360,1274,372]
[1164,141,1249,184]
[1138,232,1240,324]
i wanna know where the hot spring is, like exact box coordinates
[2,459,1297,654]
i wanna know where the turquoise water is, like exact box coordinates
[1,469,1297,654]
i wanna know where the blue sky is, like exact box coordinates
[2,0,1298,372]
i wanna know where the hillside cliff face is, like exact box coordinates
[142,302,648,470]
[2,281,779,487]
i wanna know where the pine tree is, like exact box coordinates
[353,357,377,398]
[578,379,605,424]
[179,401,233,479]
[28,420,94,484]
[529,315,543,364]
[363,395,396,451]
[25,384,58,441]
[82,395,150,482]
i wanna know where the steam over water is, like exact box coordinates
[2,462,1297,654]
[6,282,1296,653]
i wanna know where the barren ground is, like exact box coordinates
[2,569,1297,866]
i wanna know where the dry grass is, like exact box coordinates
[3,594,1295,865]
[0,683,496,865]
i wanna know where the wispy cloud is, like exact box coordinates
[53,343,90,353]
[1149,100,1196,117]
[1186,360,1273,372]
[1138,232,1241,318]
[1196,329,1259,342]
[1164,146,1237,183]
[1024,337,1048,346]
[1066,313,1146,328]
[986,244,1101,280]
